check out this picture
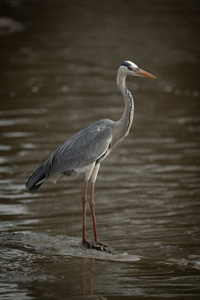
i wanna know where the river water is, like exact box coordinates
[0,0,200,299]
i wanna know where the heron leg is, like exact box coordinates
[90,182,98,242]
[82,181,88,242]
[86,182,112,253]
[82,166,112,253]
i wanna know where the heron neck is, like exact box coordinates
[116,72,134,141]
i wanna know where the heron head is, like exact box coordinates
[120,61,156,79]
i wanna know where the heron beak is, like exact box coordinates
[136,68,157,79]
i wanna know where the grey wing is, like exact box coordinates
[45,120,113,177]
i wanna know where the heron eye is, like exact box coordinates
[128,66,133,71]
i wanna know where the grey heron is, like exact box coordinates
[26,60,156,252]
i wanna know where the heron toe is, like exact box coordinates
[82,239,112,253]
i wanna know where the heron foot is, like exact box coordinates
[82,239,112,253]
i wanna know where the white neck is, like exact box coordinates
[115,71,135,141]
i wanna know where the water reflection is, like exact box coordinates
[81,259,93,296]
[1,232,200,298]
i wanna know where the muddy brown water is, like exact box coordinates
[0,0,200,299]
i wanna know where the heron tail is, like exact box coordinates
[26,163,47,194]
